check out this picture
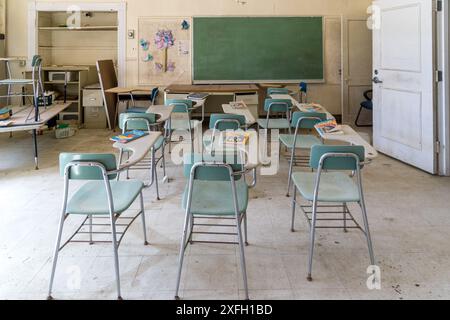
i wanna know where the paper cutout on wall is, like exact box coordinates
[140,39,149,51]
[178,40,190,56]
[143,54,154,62]
[155,62,164,72]
[167,62,176,72]
[181,20,190,30]
[155,30,175,72]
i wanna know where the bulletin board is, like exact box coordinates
[138,17,192,86]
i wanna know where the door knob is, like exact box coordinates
[372,76,383,84]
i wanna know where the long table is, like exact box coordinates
[0,102,72,169]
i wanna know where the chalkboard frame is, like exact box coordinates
[192,16,325,84]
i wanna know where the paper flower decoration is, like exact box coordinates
[154,30,175,72]
[181,20,190,30]
[154,30,175,50]
[143,54,153,62]
[140,39,149,51]
[155,63,164,72]
[167,62,176,72]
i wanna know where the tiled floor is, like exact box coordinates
[1,128,450,300]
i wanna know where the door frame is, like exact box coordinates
[341,15,373,124]
[27,1,127,86]
[437,0,450,176]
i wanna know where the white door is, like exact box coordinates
[373,0,437,173]
[342,17,373,124]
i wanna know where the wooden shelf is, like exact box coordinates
[39,26,117,31]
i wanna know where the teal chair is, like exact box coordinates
[280,111,327,197]
[175,153,250,300]
[165,99,202,152]
[118,112,167,200]
[267,87,290,96]
[299,82,308,103]
[126,87,160,114]
[204,114,246,153]
[290,145,375,281]
[47,153,148,300]
[257,99,292,131]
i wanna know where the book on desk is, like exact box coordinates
[110,130,148,144]
[315,119,344,135]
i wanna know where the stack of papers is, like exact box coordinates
[222,131,250,145]
[229,101,247,109]
[299,103,322,113]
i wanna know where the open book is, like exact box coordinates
[110,130,148,144]
[314,119,344,135]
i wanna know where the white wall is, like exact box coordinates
[6,0,373,114]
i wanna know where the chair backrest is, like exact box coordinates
[119,112,156,131]
[165,99,193,113]
[183,153,244,181]
[267,87,289,96]
[209,114,246,130]
[31,55,42,67]
[59,153,117,180]
[150,87,159,103]
[363,90,373,101]
[96,60,118,130]
[299,82,308,93]
[291,111,327,129]
[310,145,365,171]
[264,99,292,114]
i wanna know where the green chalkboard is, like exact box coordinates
[193,17,324,83]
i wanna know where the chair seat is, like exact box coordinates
[0,79,35,85]
[126,107,148,113]
[67,180,144,215]
[170,119,201,130]
[182,180,249,216]
[292,172,360,202]
[257,118,290,129]
[361,100,373,110]
[279,134,322,149]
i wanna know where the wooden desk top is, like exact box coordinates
[0,102,72,133]
[105,87,155,94]
[146,105,174,123]
[316,125,378,160]
[165,84,259,93]
[0,57,27,62]
[113,132,162,170]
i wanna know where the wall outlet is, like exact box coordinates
[128,30,135,39]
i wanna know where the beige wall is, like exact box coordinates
[6,0,372,113]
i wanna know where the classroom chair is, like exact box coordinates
[280,111,327,197]
[118,112,167,200]
[257,98,293,131]
[165,99,202,152]
[355,90,373,127]
[267,87,290,96]
[126,87,160,114]
[205,114,247,153]
[48,153,149,300]
[175,153,251,300]
[0,55,44,112]
[290,145,375,281]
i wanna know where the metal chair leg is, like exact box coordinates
[359,200,375,266]
[152,149,160,200]
[343,203,348,233]
[89,215,94,245]
[47,212,67,300]
[291,187,297,232]
[355,106,372,127]
[175,212,191,300]
[243,212,248,246]
[140,192,149,246]
[236,215,249,300]
[109,214,122,300]
[117,149,124,181]
[307,200,318,281]
[286,147,295,197]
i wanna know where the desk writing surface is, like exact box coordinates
[105,87,155,94]
[0,103,72,133]
[316,125,378,160]
[146,105,174,123]
[222,104,256,125]
[270,94,334,120]
[113,132,162,170]
[165,84,259,93]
